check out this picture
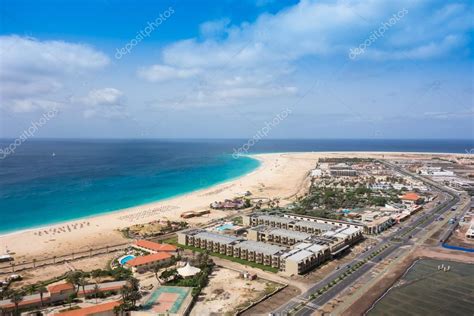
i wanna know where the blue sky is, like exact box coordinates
[0,0,473,139]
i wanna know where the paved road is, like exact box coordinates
[272,160,460,316]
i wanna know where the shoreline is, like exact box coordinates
[0,155,261,237]
[0,151,470,263]
[3,149,462,237]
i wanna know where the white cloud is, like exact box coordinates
[199,18,231,38]
[0,35,110,113]
[79,88,128,119]
[137,0,473,108]
[423,108,474,120]
[82,88,123,106]
[364,34,467,60]
[7,99,62,113]
[137,65,200,82]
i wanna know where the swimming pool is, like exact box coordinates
[143,286,191,314]
[216,223,234,231]
[118,255,136,265]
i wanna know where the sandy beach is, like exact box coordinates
[0,151,467,264]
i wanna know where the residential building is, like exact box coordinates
[400,192,423,206]
[131,240,177,254]
[55,301,124,316]
[125,252,173,273]
[247,226,312,246]
[466,220,474,239]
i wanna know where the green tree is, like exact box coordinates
[38,284,47,307]
[66,271,83,294]
[67,293,76,309]
[93,283,100,303]
[11,291,24,316]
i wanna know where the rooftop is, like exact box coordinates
[238,240,284,256]
[251,214,294,225]
[283,249,314,262]
[134,240,177,252]
[295,220,334,232]
[194,231,240,244]
[268,228,312,240]
[47,282,75,294]
[401,192,421,201]
[55,301,121,316]
[126,252,172,267]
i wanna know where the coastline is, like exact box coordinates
[0,155,261,237]
[0,151,469,263]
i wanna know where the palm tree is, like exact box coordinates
[10,291,23,316]
[38,284,47,307]
[120,285,131,308]
[78,276,87,298]
[25,284,37,295]
[153,265,161,284]
[91,269,103,283]
[93,283,100,304]
[66,271,81,294]
[67,293,75,309]
[113,305,122,316]
[126,277,141,308]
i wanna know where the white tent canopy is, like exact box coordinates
[177,263,201,277]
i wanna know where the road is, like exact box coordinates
[272,160,460,316]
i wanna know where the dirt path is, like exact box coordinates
[240,285,301,316]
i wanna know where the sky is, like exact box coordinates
[0,0,473,139]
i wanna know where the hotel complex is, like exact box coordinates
[177,213,363,275]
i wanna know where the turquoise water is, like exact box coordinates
[1,138,472,234]
[0,140,260,234]
[143,286,190,313]
[119,255,136,265]
[216,223,235,231]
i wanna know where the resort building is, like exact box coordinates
[177,217,363,276]
[360,211,395,234]
[48,283,76,302]
[466,220,474,239]
[131,240,177,254]
[243,214,335,234]
[125,252,173,273]
[0,282,127,315]
[77,281,128,297]
[177,229,284,269]
[329,163,357,177]
[234,240,284,268]
[280,242,330,275]
[281,213,364,230]
[55,301,124,316]
[400,192,423,206]
[247,226,312,246]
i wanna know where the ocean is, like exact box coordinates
[0,138,472,234]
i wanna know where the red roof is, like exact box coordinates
[125,252,172,267]
[55,301,121,316]
[48,283,75,294]
[401,193,421,201]
[1,296,46,309]
[134,240,177,252]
